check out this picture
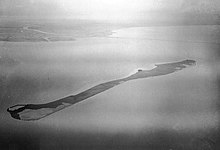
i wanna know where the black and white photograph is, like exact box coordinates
[0,0,219,149]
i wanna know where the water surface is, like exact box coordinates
[0,25,219,149]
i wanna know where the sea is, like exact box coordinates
[0,24,219,149]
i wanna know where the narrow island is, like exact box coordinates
[7,59,196,121]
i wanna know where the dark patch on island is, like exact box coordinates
[7,59,196,121]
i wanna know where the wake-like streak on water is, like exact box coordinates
[23,26,60,36]
[7,60,196,121]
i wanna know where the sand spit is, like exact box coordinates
[7,60,196,121]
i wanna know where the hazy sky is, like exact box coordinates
[1,0,220,20]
